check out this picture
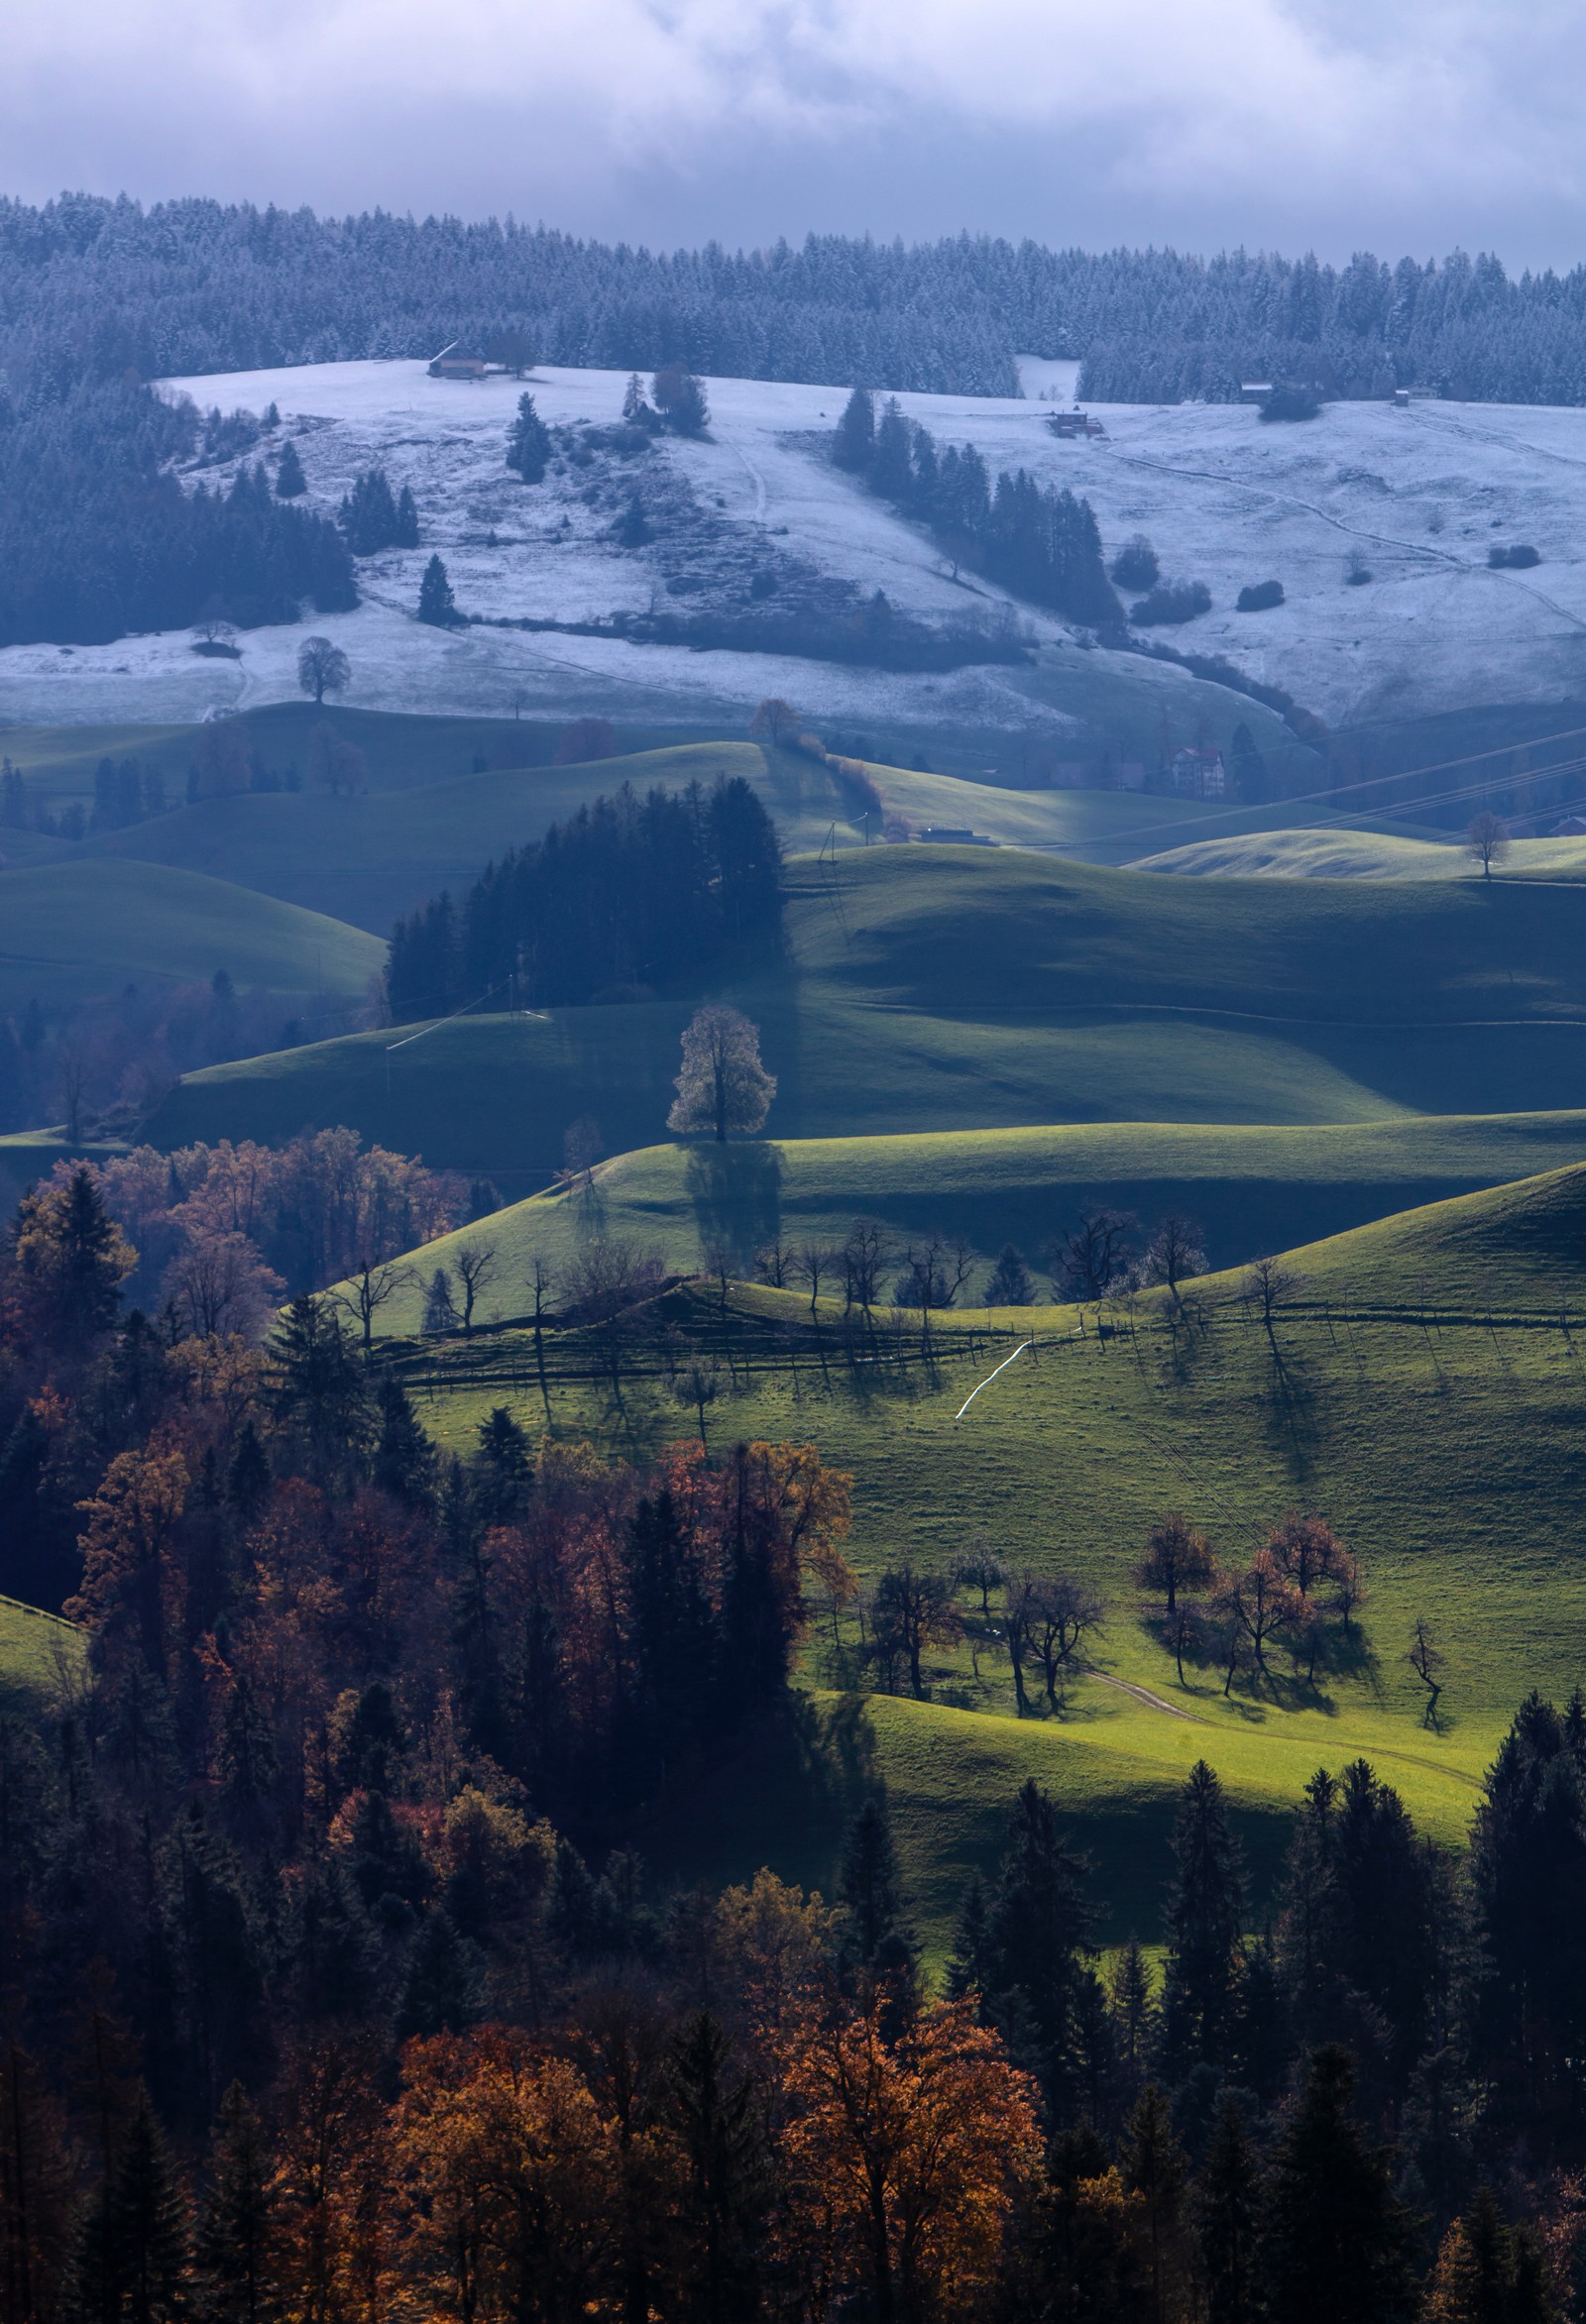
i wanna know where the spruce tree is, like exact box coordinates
[416,553,459,626]
[394,484,419,547]
[396,1910,482,2042]
[1162,1760,1246,2080]
[372,1375,439,1511]
[1120,2085,1191,2324]
[1196,2095,1263,2324]
[869,398,914,501]
[985,1243,1035,1305]
[837,1798,920,1997]
[194,2083,279,2324]
[832,386,875,472]
[1260,2047,1418,2324]
[273,439,305,498]
[976,1778,1099,2118]
[79,2088,190,2324]
[664,2014,768,2324]
[506,392,551,482]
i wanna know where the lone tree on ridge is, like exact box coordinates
[296,635,350,706]
[667,1005,776,1144]
[1466,811,1511,880]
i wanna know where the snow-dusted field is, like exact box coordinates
[7,353,1586,734]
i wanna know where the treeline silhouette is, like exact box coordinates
[387,775,782,1021]
[7,196,1586,405]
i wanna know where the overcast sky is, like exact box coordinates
[8,0,1586,269]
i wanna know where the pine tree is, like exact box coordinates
[976,1778,1099,2119]
[273,439,305,498]
[837,1797,920,1999]
[1196,2095,1263,2324]
[372,1375,439,1511]
[946,1872,993,1999]
[77,2088,190,2324]
[1230,724,1269,803]
[616,492,650,547]
[506,392,551,482]
[1120,2085,1191,2324]
[832,386,875,472]
[194,2083,279,2324]
[421,1267,458,1333]
[663,2014,767,2324]
[396,1910,482,2041]
[473,1405,532,1524]
[416,554,459,626]
[985,1243,1035,1305]
[1162,1760,1246,2079]
[869,398,914,500]
[1260,2047,1418,2324]
[394,484,419,546]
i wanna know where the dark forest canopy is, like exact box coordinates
[6,194,1586,405]
[387,774,783,1022]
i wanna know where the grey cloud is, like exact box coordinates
[4,0,1586,267]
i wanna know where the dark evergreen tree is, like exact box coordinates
[869,398,914,500]
[985,1244,1035,1305]
[193,2083,279,2324]
[1260,2047,1418,2324]
[664,2014,768,2324]
[1120,2086,1192,2324]
[416,554,458,626]
[836,1797,920,1999]
[1196,2095,1263,2324]
[394,484,419,546]
[396,1910,483,2041]
[372,1375,439,1512]
[74,2088,189,2324]
[506,392,551,482]
[338,467,403,555]
[273,438,305,498]
[832,386,875,472]
[974,1778,1100,2121]
[1230,723,1269,803]
[1162,1760,1246,2080]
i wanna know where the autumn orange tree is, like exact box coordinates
[777,1995,1041,2324]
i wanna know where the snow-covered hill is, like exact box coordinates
[6,356,1586,738]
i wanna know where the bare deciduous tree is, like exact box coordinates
[454,1243,500,1337]
[163,1229,283,1342]
[841,1220,888,1314]
[1241,1255,1303,1335]
[1465,811,1511,880]
[754,1239,799,1289]
[1049,1208,1138,1302]
[1141,1211,1208,1300]
[1028,1575,1105,1710]
[672,1357,723,1449]
[329,1259,416,1351]
[1408,1618,1445,1727]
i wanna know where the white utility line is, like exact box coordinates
[955,1340,1033,1420]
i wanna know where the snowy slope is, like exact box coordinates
[6,356,1586,735]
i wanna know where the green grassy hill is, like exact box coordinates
[143,842,1586,1180]
[0,1596,83,1711]
[398,1164,1586,1941]
[330,1112,1586,1336]
[0,858,385,1012]
[1136,829,1586,880]
[88,737,1254,933]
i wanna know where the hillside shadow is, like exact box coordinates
[684,1140,784,1268]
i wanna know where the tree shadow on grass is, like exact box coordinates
[684,1140,785,1270]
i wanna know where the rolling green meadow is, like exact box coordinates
[10,702,1586,1957]
[388,1166,1586,1945]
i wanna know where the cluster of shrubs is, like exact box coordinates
[1489,541,1541,568]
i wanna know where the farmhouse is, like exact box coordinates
[1171,745,1226,799]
